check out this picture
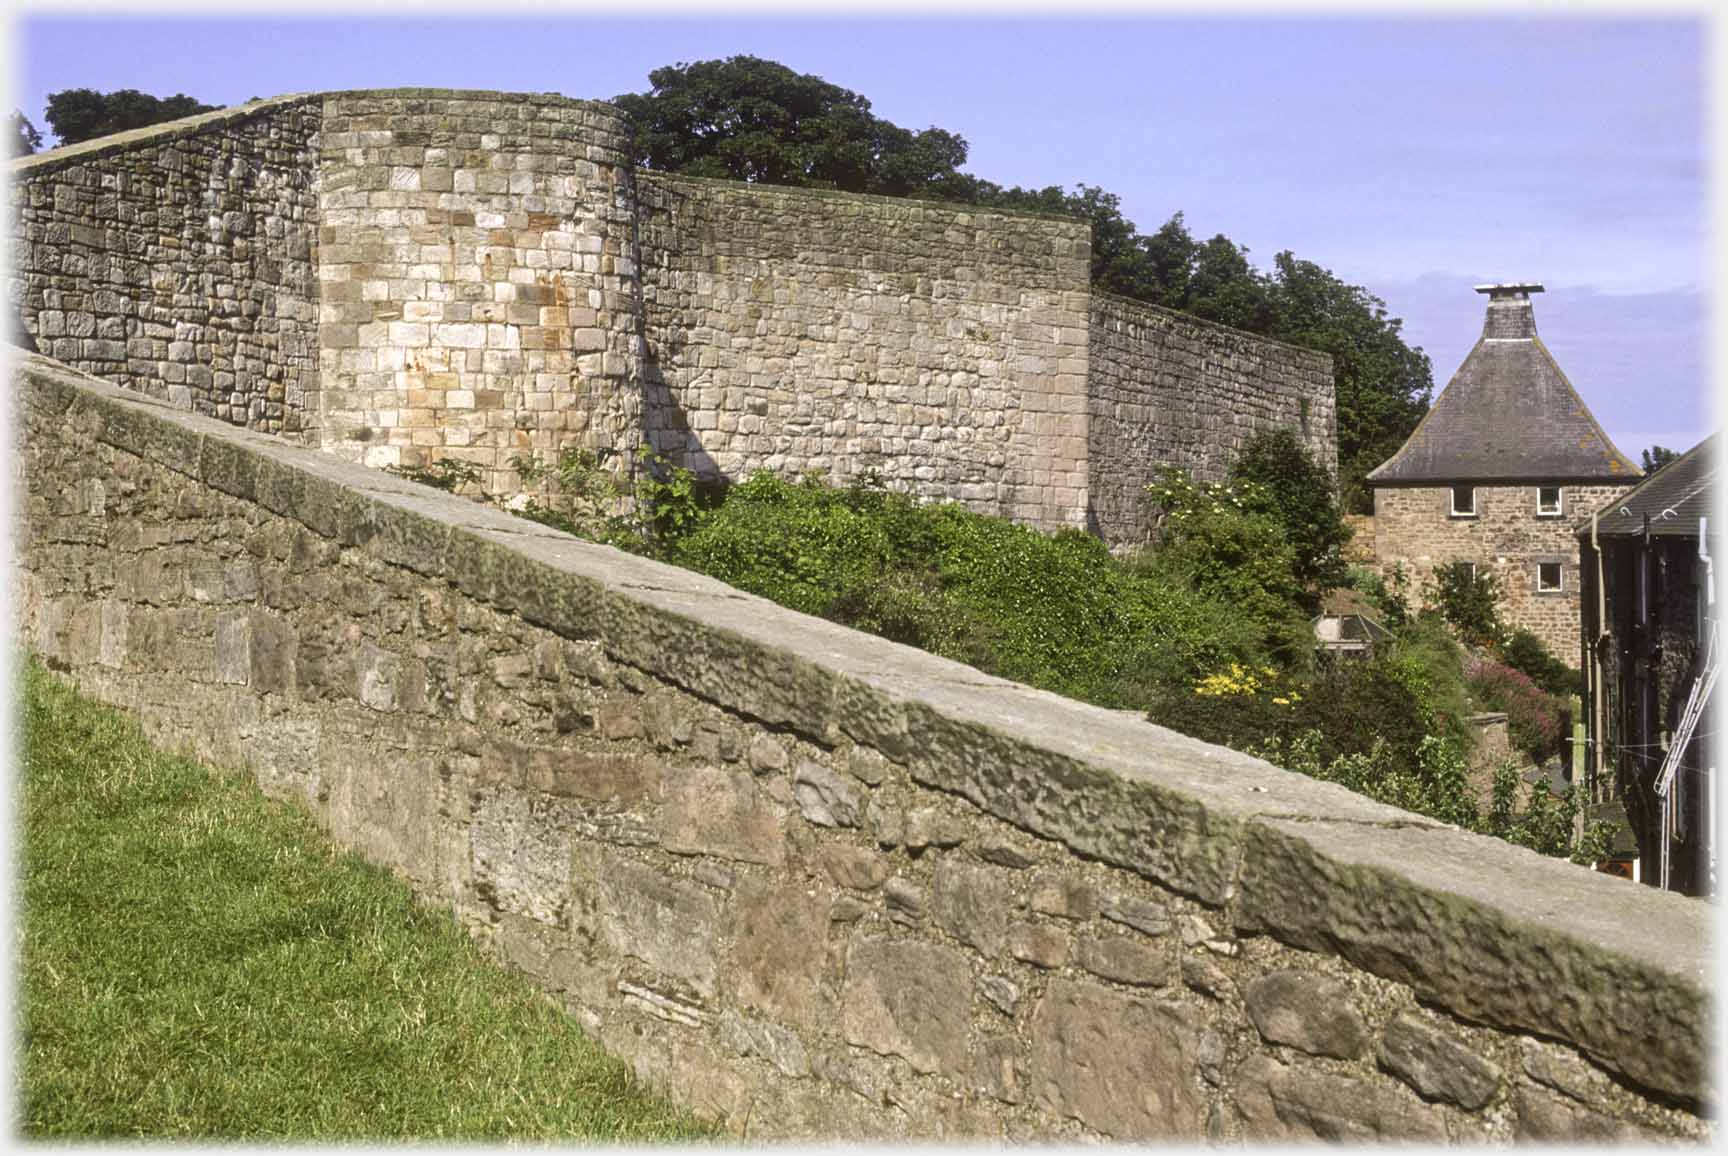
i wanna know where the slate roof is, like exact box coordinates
[1367,285,1641,486]
[1579,433,1716,540]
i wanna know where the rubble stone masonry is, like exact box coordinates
[18,355,1710,1142]
[10,88,1338,544]
[1373,483,1634,659]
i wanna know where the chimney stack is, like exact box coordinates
[1475,282,1544,340]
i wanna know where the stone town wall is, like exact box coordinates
[1373,483,1635,659]
[1087,293,1336,546]
[18,354,1708,1143]
[7,95,323,435]
[312,90,639,490]
[636,173,1093,529]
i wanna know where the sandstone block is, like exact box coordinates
[1244,970,1369,1060]
[931,861,1010,956]
[661,765,786,866]
[591,854,722,999]
[822,843,888,892]
[1377,1012,1500,1110]
[792,760,863,827]
[1076,932,1171,987]
[1029,979,1204,1138]
[1233,1054,1446,1142]
[1007,921,1069,970]
[841,937,971,1077]
[732,877,830,1029]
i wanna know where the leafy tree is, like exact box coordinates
[9,109,41,157]
[1641,445,1679,475]
[1227,427,1352,592]
[44,88,216,146]
[1426,562,1506,648]
[1261,252,1433,512]
[613,58,1433,512]
[612,57,982,200]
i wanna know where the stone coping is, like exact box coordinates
[6,86,623,178]
[1091,288,1335,362]
[639,169,1094,230]
[15,351,1712,1105]
[7,92,324,176]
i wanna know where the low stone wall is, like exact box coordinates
[1086,293,1335,546]
[17,353,1709,1142]
[8,96,323,435]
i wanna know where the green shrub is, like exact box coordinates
[1425,562,1506,648]
[1227,426,1352,591]
[1499,628,1584,699]
[1466,656,1569,763]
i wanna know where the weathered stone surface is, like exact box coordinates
[732,877,830,1029]
[747,733,787,773]
[588,854,722,999]
[1101,896,1171,937]
[821,843,889,891]
[1030,873,1097,920]
[1518,1036,1616,1104]
[1008,922,1070,970]
[1181,952,1235,1000]
[884,877,926,923]
[792,759,863,827]
[1029,979,1204,1138]
[1076,932,1171,987]
[1236,816,1709,1101]
[717,1010,811,1079]
[976,835,1041,869]
[975,1035,1024,1104]
[1377,1011,1500,1110]
[978,974,1022,1016]
[843,744,890,786]
[842,938,971,1076]
[1515,1085,1655,1141]
[903,806,965,851]
[931,861,1010,956]
[661,765,786,866]
[1233,1054,1447,1141]
[1244,970,1369,1059]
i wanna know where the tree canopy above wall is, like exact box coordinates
[614,56,1432,510]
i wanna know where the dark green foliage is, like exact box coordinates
[1426,562,1507,648]
[612,57,983,201]
[1226,427,1352,591]
[1641,445,1679,475]
[44,88,217,145]
[10,108,41,156]
[1499,628,1584,698]
[383,457,484,494]
[19,659,711,1140]
[613,58,1433,510]
[663,471,1265,707]
[1346,563,1411,629]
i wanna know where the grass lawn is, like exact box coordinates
[16,657,714,1141]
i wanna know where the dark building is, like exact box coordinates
[1578,435,1718,896]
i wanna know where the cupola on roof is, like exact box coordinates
[1367,283,1641,486]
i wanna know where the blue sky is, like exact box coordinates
[8,9,1712,461]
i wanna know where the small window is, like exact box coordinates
[1450,485,1476,517]
[1537,486,1563,517]
[1537,562,1564,592]
[1458,561,1476,584]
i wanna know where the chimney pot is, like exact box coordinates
[1475,281,1543,340]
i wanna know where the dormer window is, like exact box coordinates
[1537,486,1563,517]
[1450,485,1476,517]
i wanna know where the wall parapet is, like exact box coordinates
[17,352,1709,1141]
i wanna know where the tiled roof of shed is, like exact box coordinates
[1579,434,1716,540]
[1367,285,1641,485]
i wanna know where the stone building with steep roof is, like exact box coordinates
[1365,283,1641,658]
